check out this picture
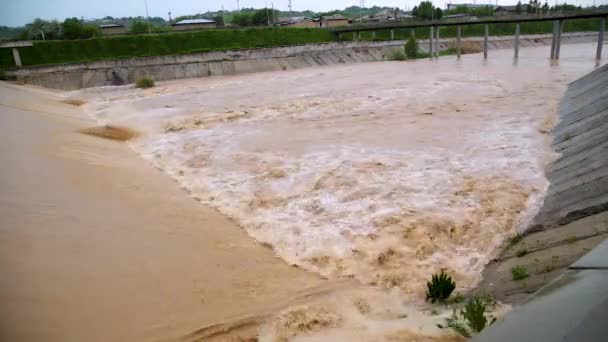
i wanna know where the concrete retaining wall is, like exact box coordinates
[4,32,600,90]
[531,63,608,231]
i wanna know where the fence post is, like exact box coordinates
[457,25,462,59]
[11,48,22,67]
[550,20,558,59]
[597,17,606,61]
[555,20,564,59]
[514,23,520,59]
[435,26,440,58]
[484,24,489,59]
[429,26,434,59]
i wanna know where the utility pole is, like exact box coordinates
[222,4,226,27]
[266,1,271,27]
[289,0,293,18]
[360,0,365,22]
[237,0,240,12]
[168,11,172,23]
[272,2,276,26]
[144,0,151,34]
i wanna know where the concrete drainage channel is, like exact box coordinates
[4,32,600,90]
[475,64,608,342]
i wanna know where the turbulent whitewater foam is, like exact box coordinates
[79,45,599,299]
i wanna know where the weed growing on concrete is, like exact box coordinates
[405,36,419,58]
[426,270,456,303]
[462,297,488,333]
[136,76,155,88]
[507,233,523,247]
[390,49,407,61]
[566,236,578,244]
[516,249,528,257]
[511,266,529,281]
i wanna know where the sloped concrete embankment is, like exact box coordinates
[532,63,608,231]
[4,41,405,90]
[4,32,599,90]
[475,63,608,303]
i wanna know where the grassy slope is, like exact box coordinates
[0,18,600,69]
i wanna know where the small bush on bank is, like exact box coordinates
[135,76,155,88]
[511,265,529,280]
[426,270,456,303]
[405,36,419,58]
[390,48,407,61]
[462,297,488,333]
[0,70,6,80]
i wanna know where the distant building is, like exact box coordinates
[100,24,128,36]
[444,13,478,20]
[277,17,320,28]
[171,19,217,31]
[320,14,349,27]
[446,3,496,11]
[354,9,413,23]
[494,5,530,15]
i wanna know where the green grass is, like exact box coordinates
[511,266,529,281]
[0,27,334,69]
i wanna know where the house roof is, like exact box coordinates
[321,14,348,20]
[495,4,529,11]
[172,19,216,26]
[100,24,125,28]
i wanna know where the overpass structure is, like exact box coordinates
[331,11,607,61]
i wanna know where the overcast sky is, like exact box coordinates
[2,0,603,27]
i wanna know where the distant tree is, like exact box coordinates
[251,8,280,26]
[62,18,84,39]
[434,7,443,19]
[542,2,549,14]
[414,1,435,20]
[130,21,150,34]
[516,1,523,14]
[231,12,253,26]
[212,15,224,27]
[81,25,101,38]
[412,6,419,18]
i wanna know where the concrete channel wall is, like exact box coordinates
[4,32,599,90]
[531,63,608,231]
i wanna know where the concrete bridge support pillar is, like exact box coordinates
[555,20,564,59]
[12,48,22,67]
[429,26,434,59]
[372,31,376,40]
[514,23,520,59]
[456,25,462,59]
[338,33,343,41]
[483,24,489,59]
[550,20,558,59]
[353,32,357,41]
[435,26,440,58]
[597,17,605,61]
[390,30,394,41]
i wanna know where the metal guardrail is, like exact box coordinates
[331,11,608,33]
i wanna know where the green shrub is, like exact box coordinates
[426,270,456,303]
[135,76,155,88]
[390,48,407,61]
[511,266,529,281]
[405,36,419,58]
[462,297,488,333]
[0,70,6,80]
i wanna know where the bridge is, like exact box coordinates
[331,11,608,61]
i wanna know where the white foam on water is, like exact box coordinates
[78,44,601,299]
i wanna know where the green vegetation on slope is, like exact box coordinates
[0,18,600,69]
[0,27,333,69]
